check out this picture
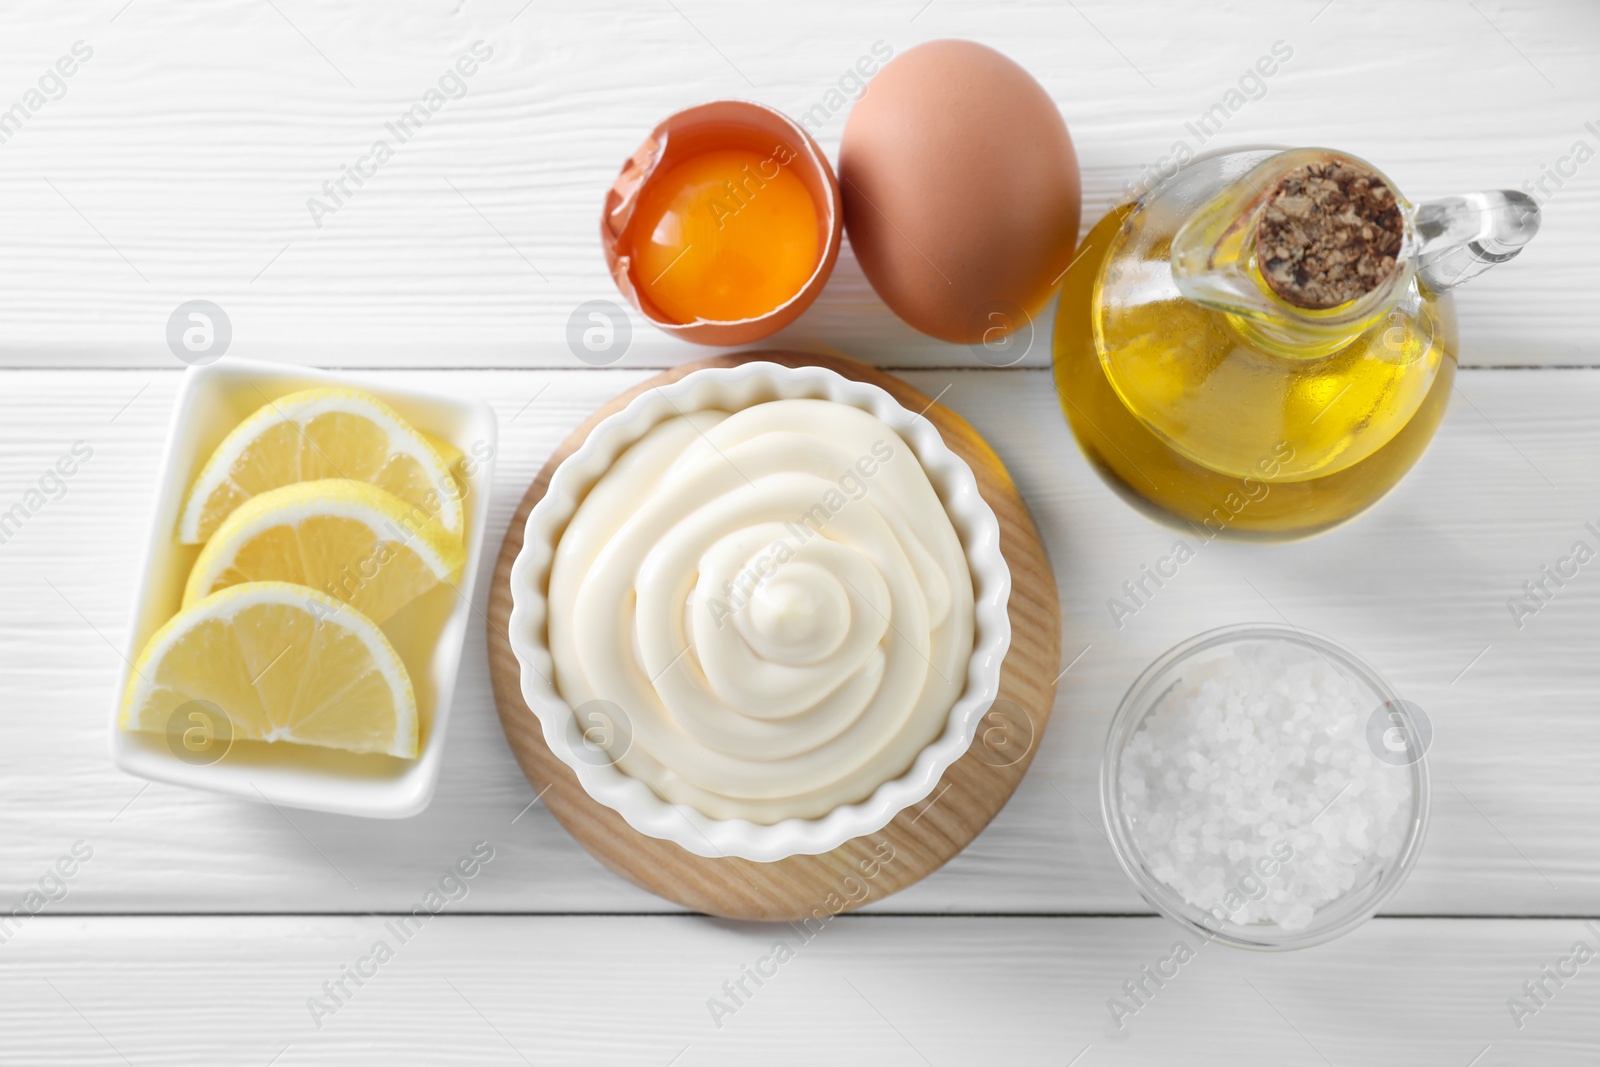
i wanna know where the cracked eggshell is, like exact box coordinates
[601,100,843,347]
[839,40,1082,345]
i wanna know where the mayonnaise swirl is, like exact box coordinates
[547,398,974,823]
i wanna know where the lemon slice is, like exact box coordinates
[178,388,465,544]
[183,479,465,624]
[122,582,418,758]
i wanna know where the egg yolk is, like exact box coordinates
[630,147,820,323]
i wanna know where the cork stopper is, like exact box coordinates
[1255,158,1403,310]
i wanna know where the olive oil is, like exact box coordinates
[1053,167,1463,541]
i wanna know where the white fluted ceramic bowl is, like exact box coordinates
[506,362,1011,862]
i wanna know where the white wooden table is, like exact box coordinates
[2,1,1597,1063]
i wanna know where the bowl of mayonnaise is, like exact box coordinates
[507,359,1011,862]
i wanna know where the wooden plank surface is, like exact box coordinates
[2,1,1597,1061]
[2,916,1596,1065]
[2,367,1595,915]
[0,0,1594,368]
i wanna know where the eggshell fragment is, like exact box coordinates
[601,101,843,346]
[839,40,1082,345]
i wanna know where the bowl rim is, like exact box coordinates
[506,360,1012,862]
[1099,621,1432,950]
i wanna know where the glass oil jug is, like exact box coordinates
[1052,147,1539,540]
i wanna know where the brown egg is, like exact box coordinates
[601,101,843,347]
[839,40,1081,347]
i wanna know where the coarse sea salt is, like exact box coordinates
[1119,640,1413,931]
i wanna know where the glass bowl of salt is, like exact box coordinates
[1101,623,1431,950]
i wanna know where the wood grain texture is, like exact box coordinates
[2,2,1597,1060]
[484,352,1059,919]
[0,0,1594,368]
[1,367,1596,916]
[1,915,1596,1065]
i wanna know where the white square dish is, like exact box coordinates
[109,357,496,818]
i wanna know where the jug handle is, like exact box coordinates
[1413,190,1540,294]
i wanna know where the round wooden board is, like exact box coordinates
[486,351,1060,921]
